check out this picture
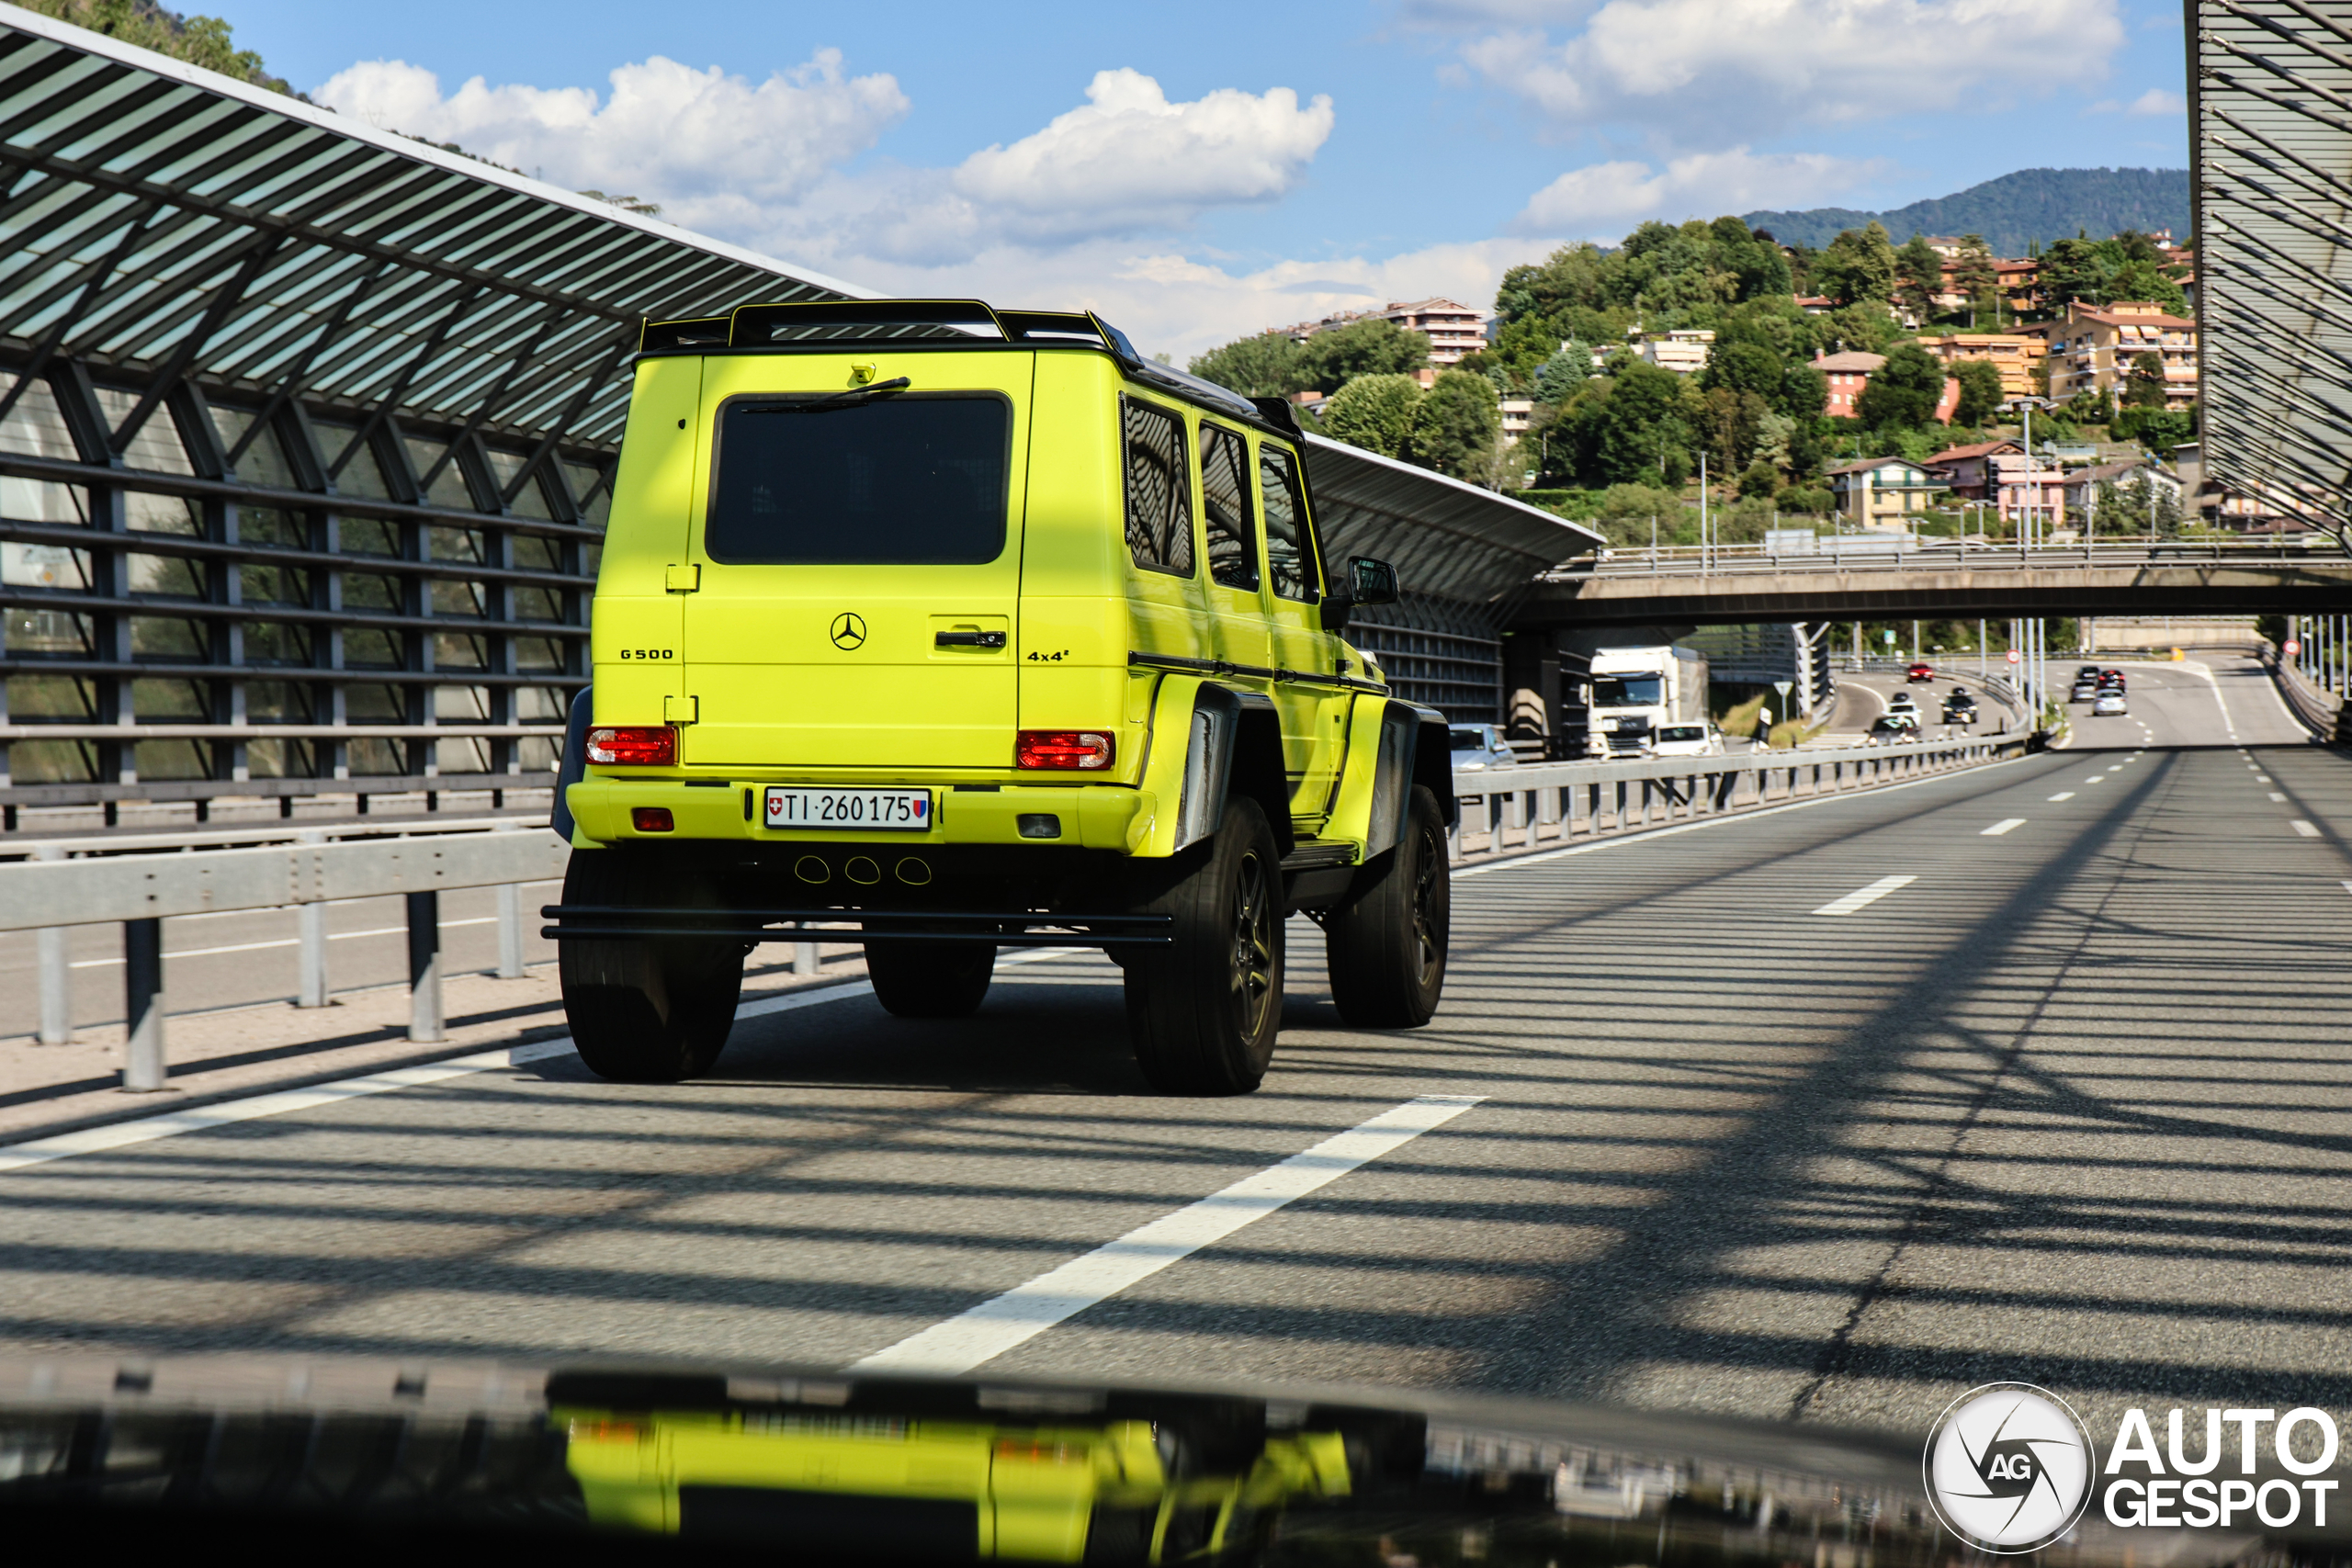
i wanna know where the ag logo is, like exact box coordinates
[1924,1382,2095,1552]
[829,612,867,650]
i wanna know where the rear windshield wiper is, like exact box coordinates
[744,377,912,415]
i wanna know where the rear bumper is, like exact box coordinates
[542,903,1170,949]
[566,775,1145,852]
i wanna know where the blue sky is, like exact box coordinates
[210,0,2192,356]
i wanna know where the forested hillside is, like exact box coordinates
[1744,168,2189,254]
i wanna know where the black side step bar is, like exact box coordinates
[541,905,1172,948]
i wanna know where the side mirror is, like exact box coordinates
[1317,593,1353,632]
[1349,556,1400,607]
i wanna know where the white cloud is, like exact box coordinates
[1461,0,2126,141]
[1513,148,1886,233]
[954,69,1333,242]
[2129,86,2186,116]
[313,49,909,221]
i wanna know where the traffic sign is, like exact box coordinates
[2285,638,2302,657]
[2006,649,2021,664]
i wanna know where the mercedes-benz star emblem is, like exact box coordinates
[830,612,867,649]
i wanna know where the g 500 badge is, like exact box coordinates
[616,649,675,660]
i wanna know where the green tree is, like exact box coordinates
[1319,374,1422,458]
[1188,332,1308,398]
[2038,237,2105,311]
[1855,343,1950,429]
[2122,350,2168,410]
[1298,319,1430,390]
[1894,234,1948,320]
[1812,221,1900,305]
[2108,259,2188,316]
[1817,302,1905,355]
[20,1,284,89]
[1408,370,1502,479]
[1698,341,1785,404]
[1533,348,1589,404]
[1949,236,2000,325]
[1781,361,1829,422]
[1951,358,2006,426]
[1564,358,1686,487]
[1694,386,1770,475]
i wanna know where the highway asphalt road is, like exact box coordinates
[0,651,2341,1445]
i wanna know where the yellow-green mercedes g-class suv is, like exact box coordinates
[546,299,1455,1095]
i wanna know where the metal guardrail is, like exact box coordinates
[1551,536,2351,581]
[3,727,2027,1095]
[0,773,560,832]
[1447,730,2028,861]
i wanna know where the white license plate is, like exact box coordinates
[763,786,933,831]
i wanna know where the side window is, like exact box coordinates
[1122,396,1193,577]
[1199,425,1258,591]
[1259,446,1319,602]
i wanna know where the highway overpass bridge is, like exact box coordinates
[1510,539,2352,630]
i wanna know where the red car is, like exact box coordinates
[1905,662,1935,682]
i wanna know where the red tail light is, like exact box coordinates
[1015,729,1115,770]
[631,807,674,832]
[587,726,676,766]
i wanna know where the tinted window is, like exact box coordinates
[1657,725,1704,742]
[1258,446,1318,602]
[1449,728,1483,749]
[706,395,1007,564]
[1593,676,1662,706]
[1200,426,1258,591]
[1122,397,1192,576]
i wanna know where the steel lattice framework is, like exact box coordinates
[0,6,862,815]
[2191,0,2352,542]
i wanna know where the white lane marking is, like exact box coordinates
[2050,792,2076,801]
[2293,820,2323,838]
[2257,775,2271,783]
[1982,819,2027,836]
[2341,881,2352,897]
[0,949,1090,1171]
[2084,776,2106,785]
[2271,793,2288,803]
[1813,874,1917,916]
[68,917,503,969]
[850,1094,1486,1375]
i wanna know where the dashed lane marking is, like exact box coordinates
[850,1094,1487,1375]
[1813,874,1917,916]
[1982,819,2027,836]
[2050,792,2077,801]
[2293,820,2323,838]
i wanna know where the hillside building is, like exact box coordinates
[1813,351,1962,422]
[1917,333,2046,400]
[1826,456,1948,528]
[2031,300,2198,409]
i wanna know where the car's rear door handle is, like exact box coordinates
[935,630,1007,649]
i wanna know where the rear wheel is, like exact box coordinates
[1325,785,1449,1028]
[559,851,744,1083]
[1123,798,1283,1095]
[865,937,996,1018]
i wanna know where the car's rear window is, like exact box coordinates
[1450,729,1485,749]
[705,393,1009,565]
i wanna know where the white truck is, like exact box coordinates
[1588,645,1710,756]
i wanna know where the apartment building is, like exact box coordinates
[1925,438,2024,501]
[1813,350,1963,421]
[1917,333,2046,400]
[1826,456,1948,527]
[2033,300,2199,408]
[1274,298,1489,367]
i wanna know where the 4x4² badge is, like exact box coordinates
[830,612,867,649]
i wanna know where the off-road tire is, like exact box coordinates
[559,850,744,1083]
[1325,784,1449,1028]
[1122,798,1284,1095]
[866,938,996,1018]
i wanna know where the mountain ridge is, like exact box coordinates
[1742,167,2189,255]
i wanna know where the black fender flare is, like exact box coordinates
[549,685,594,843]
[1173,682,1294,857]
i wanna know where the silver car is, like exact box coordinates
[1450,723,1519,773]
[2093,691,2128,716]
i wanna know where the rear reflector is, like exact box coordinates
[631,807,674,832]
[588,726,676,766]
[1015,729,1114,770]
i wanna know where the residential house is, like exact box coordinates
[1826,456,1948,528]
[2059,461,2184,529]
[1917,333,2046,400]
[1792,295,1835,314]
[2034,300,2199,408]
[1500,397,1535,446]
[1633,327,1714,375]
[1813,350,1963,421]
[1925,438,2024,501]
